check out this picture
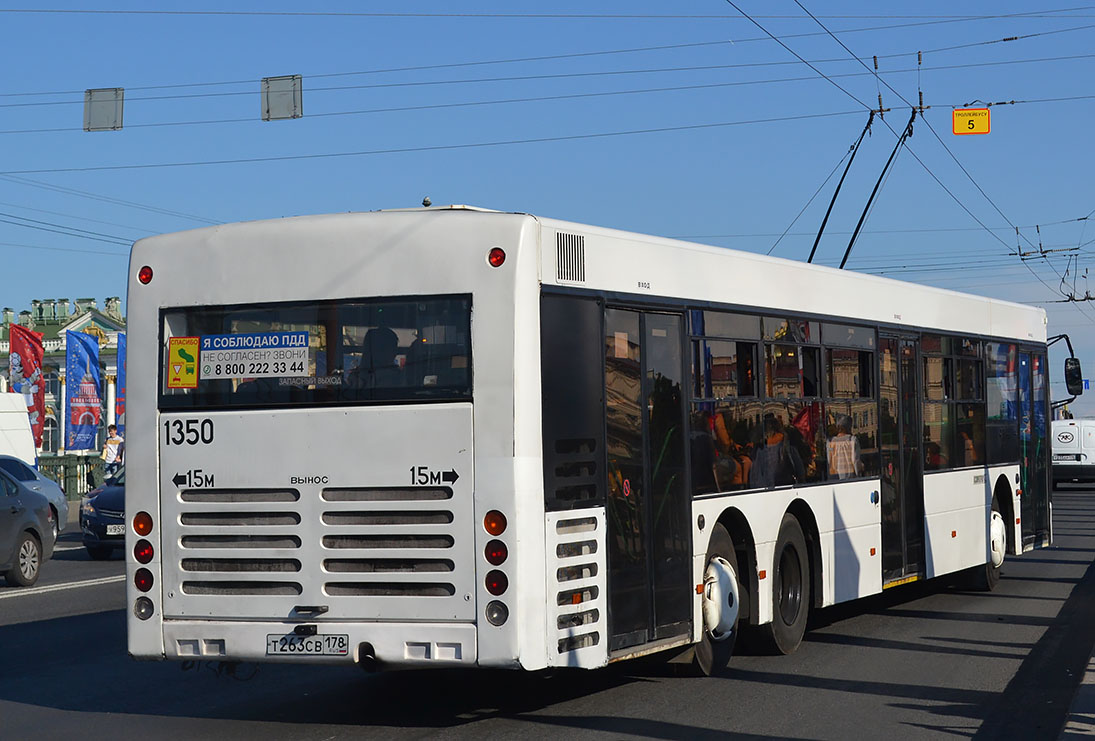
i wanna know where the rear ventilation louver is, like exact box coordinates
[549,511,605,660]
[556,233,586,283]
[549,438,599,507]
[178,489,305,597]
[175,487,460,601]
[320,487,457,598]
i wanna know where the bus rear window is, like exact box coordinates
[159,295,471,409]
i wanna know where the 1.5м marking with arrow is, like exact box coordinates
[410,466,459,486]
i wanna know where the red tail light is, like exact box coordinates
[134,539,154,564]
[485,570,509,596]
[484,540,508,566]
[134,568,154,592]
[138,265,153,284]
[487,247,506,267]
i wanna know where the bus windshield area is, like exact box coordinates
[159,294,471,409]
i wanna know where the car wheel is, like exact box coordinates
[5,532,42,587]
[86,545,113,561]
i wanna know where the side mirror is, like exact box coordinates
[1065,357,1084,396]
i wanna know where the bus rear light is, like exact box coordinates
[485,570,508,596]
[484,510,507,536]
[484,540,508,566]
[138,265,153,284]
[133,511,153,536]
[485,600,509,626]
[134,540,154,564]
[134,597,154,620]
[487,247,506,267]
[134,568,155,593]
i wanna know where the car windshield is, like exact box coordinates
[105,466,125,486]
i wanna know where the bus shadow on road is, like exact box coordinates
[0,607,655,731]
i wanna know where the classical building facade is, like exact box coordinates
[0,297,125,454]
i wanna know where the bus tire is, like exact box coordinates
[694,523,739,676]
[761,513,810,655]
[969,497,1004,591]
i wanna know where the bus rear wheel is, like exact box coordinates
[968,497,1004,591]
[761,513,810,655]
[694,523,740,676]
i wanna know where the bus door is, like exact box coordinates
[879,335,925,584]
[1018,351,1050,547]
[604,308,692,651]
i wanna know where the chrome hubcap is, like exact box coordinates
[989,510,1006,568]
[19,539,39,580]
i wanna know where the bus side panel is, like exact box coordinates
[692,481,881,630]
[922,465,1017,577]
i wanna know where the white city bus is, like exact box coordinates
[125,206,1071,675]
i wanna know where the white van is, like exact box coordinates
[0,393,36,464]
[1052,418,1095,485]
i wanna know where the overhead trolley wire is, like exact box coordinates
[789,0,1095,321]
[0,211,132,245]
[0,92,1090,176]
[767,142,855,257]
[10,49,1095,113]
[0,109,868,175]
[0,174,220,225]
[5,14,1093,102]
[3,8,1094,19]
[0,200,154,235]
[0,240,129,258]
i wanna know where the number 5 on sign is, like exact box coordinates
[953,108,990,135]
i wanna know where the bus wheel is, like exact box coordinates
[695,523,739,676]
[970,498,1004,591]
[762,514,810,655]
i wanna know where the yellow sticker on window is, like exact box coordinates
[167,336,200,389]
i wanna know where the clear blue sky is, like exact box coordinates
[2,2,1093,411]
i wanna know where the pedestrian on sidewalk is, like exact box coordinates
[101,424,124,479]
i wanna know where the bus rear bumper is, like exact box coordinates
[161,619,478,669]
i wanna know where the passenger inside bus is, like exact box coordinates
[346,326,403,390]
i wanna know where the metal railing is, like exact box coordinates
[38,454,104,499]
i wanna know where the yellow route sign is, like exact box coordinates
[953,108,990,135]
[167,336,200,389]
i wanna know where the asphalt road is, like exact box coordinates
[3,487,1094,740]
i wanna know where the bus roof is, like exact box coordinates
[132,206,1047,344]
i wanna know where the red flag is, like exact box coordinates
[8,324,45,448]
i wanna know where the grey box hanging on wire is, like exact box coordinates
[261,75,303,120]
[83,87,124,131]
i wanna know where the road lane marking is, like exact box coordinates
[0,575,125,600]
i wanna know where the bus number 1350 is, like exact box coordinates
[164,418,214,446]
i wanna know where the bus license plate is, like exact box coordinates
[266,633,349,656]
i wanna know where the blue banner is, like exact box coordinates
[65,331,102,451]
[115,333,126,437]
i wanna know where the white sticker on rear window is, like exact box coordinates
[199,331,309,379]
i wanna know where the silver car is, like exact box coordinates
[0,467,55,586]
[0,455,68,541]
